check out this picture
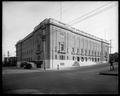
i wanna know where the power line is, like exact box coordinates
[68,2,113,24]
[68,2,117,25]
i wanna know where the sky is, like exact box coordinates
[2,1,118,59]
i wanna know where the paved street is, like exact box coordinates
[3,63,118,94]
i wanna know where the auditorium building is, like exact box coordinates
[16,18,109,69]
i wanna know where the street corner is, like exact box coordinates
[99,66,118,76]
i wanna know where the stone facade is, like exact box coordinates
[16,18,109,69]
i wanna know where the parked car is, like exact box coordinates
[20,61,28,68]
[24,63,32,69]
[31,61,43,68]
[21,61,37,69]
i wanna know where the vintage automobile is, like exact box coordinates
[20,61,36,69]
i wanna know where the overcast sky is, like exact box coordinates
[2,1,118,59]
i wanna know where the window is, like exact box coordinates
[73,56,75,60]
[81,57,84,62]
[77,49,79,54]
[55,55,57,59]
[64,56,65,60]
[92,51,94,56]
[72,48,75,54]
[89,57,91,61]
[59,55,61,60]
[89,50,90,55]
[85,57,87,61]
[38,56,40,60]
[95,58,97,62]
[77,57,80,61]
[106,58,107,61]
[61,43,64,51]
[95,51,96,56]
[60,55,65,60]
[81,49,83,55]
[92,58,94,62]
[67,48,69,53]
[67,56,69,60]
[98,58,99,62]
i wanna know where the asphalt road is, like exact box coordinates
[3,63,118,94]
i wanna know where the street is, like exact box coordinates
[3,63,118,94]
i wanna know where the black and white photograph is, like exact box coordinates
[2,1,118,94]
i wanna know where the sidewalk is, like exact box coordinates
[2,62,118,75]
[2,67,79,75]
[99,65,118,76]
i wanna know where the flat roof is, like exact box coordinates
[16,18,109,44]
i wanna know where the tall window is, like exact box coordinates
[73,56,75,60]
[55,55,57,59]
[92,50,94,56]
[61,43,64,51]
[55,46,57,52]
[71,48,75,54]
[89,50,90,55]
[85,50,87,56]
[59,55,65,60]
[37,56,40,60]
[59,42,65,52]
[77,48,79,54]
[67,56,69,60]
[77,57,80,61]
[81,57,84,62]
[81,49,83,55]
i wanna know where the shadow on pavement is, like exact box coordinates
[99,66,118,76]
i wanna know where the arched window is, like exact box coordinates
[81,57,84,62]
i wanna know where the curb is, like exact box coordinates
[99,72,118,76]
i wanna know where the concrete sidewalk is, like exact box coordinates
[2,63,118,75]
[2,67,80,75]
[99,66,118,76]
